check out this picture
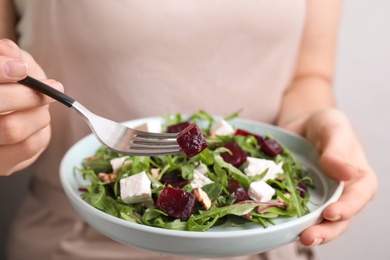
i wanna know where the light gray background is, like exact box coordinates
[0,1,389,259]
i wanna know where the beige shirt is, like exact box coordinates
[8,1,316,260]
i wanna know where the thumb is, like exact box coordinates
[0,58,28,81]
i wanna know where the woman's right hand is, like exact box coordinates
[0,39,63,176]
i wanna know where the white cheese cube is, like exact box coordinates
[135,121,162,133]
[248,180,275,202]
[244,157,283,181]
[190,170,214,189]
[110,156,131,174]
[195,162,209,175]
[120,171,152,204]
[210,119,235,136]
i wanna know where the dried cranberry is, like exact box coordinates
[227,180,249,203]
[261,139,283,157]
[160,170,189,189]
[156,187,196,221]
[234,128,264,144]
[177,123,208,158]
[221,140,248,168]
[167,121,191,133]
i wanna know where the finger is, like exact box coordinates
[1,145,47,176]
[322,167,377,221]
[308,111,361,181]
[0,39,23,59]
[0,106,51,145]
[320,151,360,182]
[0,57,28,82]
[300,219,350,247]
[0,125,51,176]
[0,79,64,113]
[0,39,28,81]
[319,120,364,182]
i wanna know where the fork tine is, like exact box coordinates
[133,131,178,139]
[132,130,179,146]
[131,138,179,146]
[125,146,183,156]
[129,141,181,149]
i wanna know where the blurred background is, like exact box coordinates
[0,0,389,259]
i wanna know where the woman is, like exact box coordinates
[0,0,377,259]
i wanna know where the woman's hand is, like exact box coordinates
[289,108,377,246]
[0,39,63,176]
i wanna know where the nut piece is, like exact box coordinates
[98,172,117,182]
[150,168,161,179]
[276,193,291,210]
[193,187,212,210]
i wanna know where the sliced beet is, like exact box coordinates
[155,187,195,221]
[234,129,264,144]
[261,139,283,157]
[221,140,248,168]
[167,121,191,133]
[160,170,189,189]
[227,180,249,203]
[177,123,208,158]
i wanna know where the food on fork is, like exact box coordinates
[177,123,208,158]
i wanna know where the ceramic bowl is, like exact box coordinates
[60,117,343,258]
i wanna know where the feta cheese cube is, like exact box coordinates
[244,157,283,181]
[210,119,235,136]
[248,180,275,202]
[190,170,214,189]
[120,171,152,204]
[110,156,131,174]
[135,121,162,133]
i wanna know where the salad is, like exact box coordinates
[77,110,314,231]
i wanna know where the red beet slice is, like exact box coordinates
[227,180,249,203]
[261,139,283,157]
[160,170,189,189]
[155,187,196,221]
[167,121,191,133]
[235,128,264,144]
[221,140,248,168]
[177,123,208,158]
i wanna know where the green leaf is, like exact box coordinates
[201,183,223,202]
[82,156,113,173]
[213,155,250,190]
[283,162,303,217]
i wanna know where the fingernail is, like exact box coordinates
[4,59,28,77]
[326,214,341,221]
[308,238,324,247]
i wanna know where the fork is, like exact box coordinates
[18,76,183,156]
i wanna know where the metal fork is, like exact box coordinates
[18,76,183,156]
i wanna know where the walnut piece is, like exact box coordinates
[193,187,212,210]
[98,172,117,182]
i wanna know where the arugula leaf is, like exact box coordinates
[142,209,188,230]
[283,162,303,217]
[201,183,223,202]
[213,154,250,190]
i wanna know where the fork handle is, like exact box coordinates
[18,76,75,108]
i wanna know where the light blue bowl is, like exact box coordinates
[60,117,343,258]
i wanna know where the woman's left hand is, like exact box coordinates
[293,108,377,246]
